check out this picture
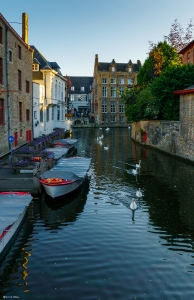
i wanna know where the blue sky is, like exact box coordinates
[1,0,194,76]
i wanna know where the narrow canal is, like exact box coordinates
[1,127,194,300]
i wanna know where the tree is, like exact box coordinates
[164,19,193,52]
[137,41,181,86]
[151,64,194,120]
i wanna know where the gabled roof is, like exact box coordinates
[179,40,194,54]
[173,84,194,95]
[68,76,93,94]
[30,45,63,76]
[98,62,140,72]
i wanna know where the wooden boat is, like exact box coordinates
[0,191,33,257]
[39,157,91,199]
[51,138,77,149]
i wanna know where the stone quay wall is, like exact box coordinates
[131,120,194,162]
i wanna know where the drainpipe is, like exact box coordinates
[5,25,12,152]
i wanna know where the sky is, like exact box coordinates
[1,0,194,76]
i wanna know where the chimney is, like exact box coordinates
[22,13,28,44]
[95,54,98,63]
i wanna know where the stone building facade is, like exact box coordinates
[0,13,33,155]
[131,85,194,162]
[92,54,141,126]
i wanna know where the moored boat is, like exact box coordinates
[39,157,91,198]
[0,192,33,257]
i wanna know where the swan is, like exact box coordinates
[99,140,103,145]
[136,160,141,168]
[104,146,108,150]
[130,198,137,210]
[128,126,131,129]
[136,188,142,198]
[99,128,102,130]
[132,168,139,175]
[105,127,110,131]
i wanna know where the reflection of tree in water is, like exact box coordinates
[128,141,194,251]
[40,179,89,229]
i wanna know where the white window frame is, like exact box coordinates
[110,115,116,122]
[70,94,74,101]
[111,101,116,113]
[119,78,124,84]
[102,86,107,98]
[102,78,107,84]
[119,103,124,113]
[112,66,115,72]
[111,87,116,98]
[111,78,116,84]
[71,86,75,91]
[81,86,85,91]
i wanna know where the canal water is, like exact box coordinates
[1,127,194,300]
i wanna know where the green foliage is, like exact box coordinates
[137,41,181,86]
[151,64,194,120]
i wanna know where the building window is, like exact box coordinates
[0,27,2,44]
[102,100,107,113]
[81,86,85,91]
[111,101,116,113]
[128,78,133,85]
[0,99,4,125]
[18,70,22,91]
[32,64,39,71]
[19,102,22,122]
[71,86,74,91]
[59,82,61,99]
[9,50,13,63]
[51,106,54,120]
[119,116,124,122]
[26,109,30,122]
[61,107,64,120]
[119,78,124,84]
[119,103,124,113]
[61,83,64,100]
[102,115,108,122]
[187,52,190,63]
[0,58,2,84]
[128,67,132,72]
[18,45,21,60]
[46,106,49,121]
[111,87,116,98]
[119,86,124,97]
[55,80,58,99]
[40,104,43,122]
[110,115,116,122]
[70,94,74,101]
[26,81,30,93]
[57,105,60,120]
[34,111,37,119]
[112,66,115,72]
[111,78,116,84]
[102,86,107,97]
[102,78,107,84]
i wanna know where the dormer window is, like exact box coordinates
[71,86,75,91]
[112,66,115,72]
[32,64,39,71]
[128,67,132,72]
[81,86,84,91]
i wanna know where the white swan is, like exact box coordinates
[136,160,141,168]
[105,127,110,131]
[104,146,108,150]
[136,188,142,198]
[99,140,103,145]
[130,198,137,210]
[132,168,139,175]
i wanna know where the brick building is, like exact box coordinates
[92,54,141,126]
[0,13,33,155]
[179,40,194,64]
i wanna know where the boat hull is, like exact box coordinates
[41,177,85,198]
[0,207,28,256]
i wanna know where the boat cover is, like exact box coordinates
[41,170,80,180]
[0,193,32,236]
[52,157,91,178]
[53,139,77,145]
